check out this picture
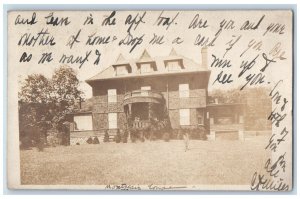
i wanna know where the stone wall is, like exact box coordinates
[89,72,210,132]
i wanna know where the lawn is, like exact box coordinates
[20,138,269,186]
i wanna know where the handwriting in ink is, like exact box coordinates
[213,71,233,85]
[215,19,235,36]
[38,52,53,64]
[251,172,289,191]
[105,184,141,191]
[59,50,92,69]
[240,72,265,90]
[265,127,289,152]
[194,31,221,47]
[83,13,94,25]
[125,12,146,33]
[240,39,262,57]
[261,53,276,72]
[223,34,242,57]
[154,11,179,30]
[94,50,101,65]
[66,29,81,49]
[264,153,286,177]
[263,23,285,36]
[18,28,56,47]
[172,37,184,44]
[86,33,116,45]
[149,34,165,45]
[118,33,144,53]
[102,11,116,26]
[15,12,37,25]
[188,14,208,29]
[211,54,232,68]
[45,12,70,26]
[269,80,288,111]
[19,52,32,62]
[268,108,287,127]
[269,42,286,60]
[240,15,265,30]
[238,54,259,77]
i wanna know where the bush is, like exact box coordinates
[122,130,128,143]
[104,131,109,142]
[93,137,100,144]
[130,129,138,143]
[20,136,32,150]
[36,141,44,152]
[162,132,170,142]
[115,130,121,143]
[86,137,93,144]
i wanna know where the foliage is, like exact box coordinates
[162,132,170,142]
[209,87,272,131]
[92,137,100,144]
[103,131,109,142]
[18,66,82,149]
[115,130,121,143]
[121,129,128,143]
[86,137,93,144]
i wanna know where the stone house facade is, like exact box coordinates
[70,48,246,145]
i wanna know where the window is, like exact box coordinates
[141,86,151,96]
[167,61,180,71]
[116,65,128,76]
[74,115,93,131]
[108,113,117,129]
[179,84,189,98]
[180,109,190,126]
[108,89,117,103]
[140,63,152,73]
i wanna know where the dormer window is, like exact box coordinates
[137,50,157,74]
[113,64,132,76]
[137,62,157,74]
[164,59,184,71]
[113,53,131,76]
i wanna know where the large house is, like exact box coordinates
[69,48,246,145]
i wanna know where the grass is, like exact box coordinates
[20,138,270,186]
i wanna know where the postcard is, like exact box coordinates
[7,10,293,191]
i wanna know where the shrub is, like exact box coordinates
[93,137,100,144]
[20,136,32,150]
[104,131,109,142]
[86,137,93,144]
[36,142,44,152]
[122,130,128,143]
[115,130,121,143]
[162,132,170,142]
[130,129,138,143]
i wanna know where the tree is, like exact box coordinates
[19,66,82,148]
[50,66,82,129]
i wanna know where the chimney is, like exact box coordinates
[201,47,208,68]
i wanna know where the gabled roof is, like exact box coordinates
[138,49,152,62]
[114,53,127,65]
[86,48,210,83]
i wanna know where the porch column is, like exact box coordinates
[148,103,153,119]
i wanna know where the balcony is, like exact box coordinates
[123,90,164,105]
